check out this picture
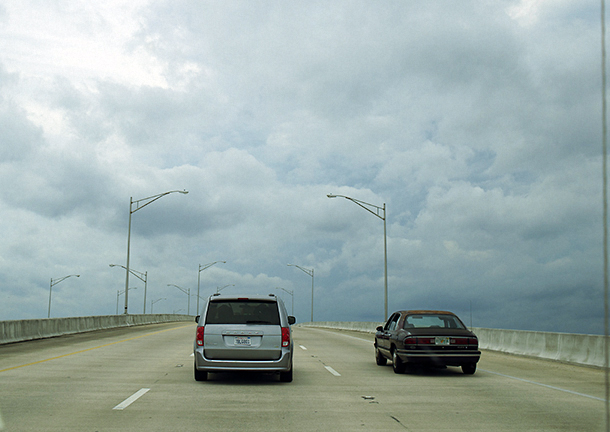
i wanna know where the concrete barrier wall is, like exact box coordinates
[300,321,382,333]
[299,322,608,368]
[3,317,607,368]
[0,314,194,345]
[471,327,607,368]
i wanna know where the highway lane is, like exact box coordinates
[0,322,606,431]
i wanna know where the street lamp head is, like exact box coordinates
[179,189,189,194]
[327,194,337,198]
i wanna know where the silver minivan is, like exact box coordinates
[194,293,296,382]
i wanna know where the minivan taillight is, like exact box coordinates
[196,326,204,346]
[281,327,290,347]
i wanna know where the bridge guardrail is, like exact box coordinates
[3,318,607,368]
[0,314,194,345]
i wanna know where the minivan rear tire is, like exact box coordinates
[279,364,293,382]
[194,364,208,381]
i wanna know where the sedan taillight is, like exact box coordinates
[281,327,290,347]
[196,326,204,346]
[451,337,478,346]
[404,336,434,345]
[404,335,478,347]
[404,336,417,345]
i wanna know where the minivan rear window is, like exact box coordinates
[205,300,280,325]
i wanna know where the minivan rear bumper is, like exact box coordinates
[194,346,293,373]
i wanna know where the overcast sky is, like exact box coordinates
[0,0,605,334]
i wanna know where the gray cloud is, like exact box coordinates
[0,1,605,334]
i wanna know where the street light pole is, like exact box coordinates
[197,261,226,313]
[123,189,188,315]
[168,284,190,315]
[276,287,294,315]
[216,284,234,294]
[48,274,80,318]
[151,298,166,313]
[116,287,137,315]
[110,265,147,313]
[288,264,314,322]
[328,193,388,321]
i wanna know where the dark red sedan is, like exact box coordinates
[374,310,481,374]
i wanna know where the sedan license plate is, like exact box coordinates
[435,337,450,345]
[234,336,252,346]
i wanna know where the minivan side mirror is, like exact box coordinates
[288,316,296,325]
[195,315,200,323]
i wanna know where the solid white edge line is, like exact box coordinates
[325,366,341,376]
[480,370,606,402]
[113,388,151,410]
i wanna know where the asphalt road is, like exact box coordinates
[0,322,606,431]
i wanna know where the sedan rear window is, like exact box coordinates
[205,300,280,325]
[404,314,465,329]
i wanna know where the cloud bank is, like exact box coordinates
[0,0,604,334]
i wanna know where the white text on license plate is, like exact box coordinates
[235,336,252,346]
[435,337,450,345]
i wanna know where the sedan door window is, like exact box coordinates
[386,314,400,331]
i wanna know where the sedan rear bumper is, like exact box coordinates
[396,349,480,366]
[194,346,293,373]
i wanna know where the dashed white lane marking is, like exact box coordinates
[299,345,308,350]
[324,366,341,376]
[113,388,150,410]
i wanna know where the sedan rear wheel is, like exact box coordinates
[462,363,477,375]
[392,349,405,374]
[375,346,387,366]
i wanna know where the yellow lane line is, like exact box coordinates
[0,324,192,373]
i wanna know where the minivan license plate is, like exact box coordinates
[235,336,251,346]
